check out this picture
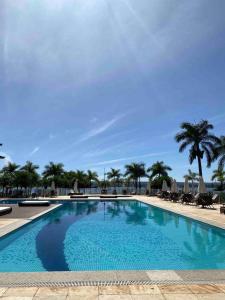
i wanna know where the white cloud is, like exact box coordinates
[89,151,170,166]
[29,146,40,156]
[79,114,126,143]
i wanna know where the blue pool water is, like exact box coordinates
[1,200,225,272]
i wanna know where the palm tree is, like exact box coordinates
[86,170,99,192]
[124,162,146,193]
[107,168,121,190]
[42,162,64,188]
[74,170,88,192]
[214,136,225,169]
[1,162,20,195]
[21,161,39,173]
[184,169,199,194]
[0,143,5,160]
[212,167,225,190]
[147,161,172,179]
[20,161,39,195]
[175,120,220,177]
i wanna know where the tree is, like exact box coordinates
[212,167,225,190]
[86,170,98,191]
[74,170,88,192]
[20,161,39,195]
[147,161,172,179]
[42,162,64,188]
[0,162,20,195]
[184,169,199,194]
[175,120,219,177]
[107,168,121,190]
[214,136,225,169]
[21,161,39,173]
[124,163,146,192]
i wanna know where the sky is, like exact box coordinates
[1,0,225,181]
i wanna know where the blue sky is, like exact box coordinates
[1,0,225,181]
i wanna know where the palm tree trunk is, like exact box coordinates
[197,155,203,177]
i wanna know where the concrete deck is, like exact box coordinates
[0,283,225,299]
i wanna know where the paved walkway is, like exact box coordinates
[1,284,225,299]
[135,196,225,229]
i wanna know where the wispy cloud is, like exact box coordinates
[78,114,126,143]
[89,151,170,167]
[29,147,40,156]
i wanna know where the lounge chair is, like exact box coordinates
[100,195,118,199]
[18,201,50,207]
[70,195,89,199]
[170,192,180,202]
[181,193,195,205]
[196,194,214,208]
[0,207,12,216]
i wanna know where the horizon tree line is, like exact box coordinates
[0,119,224,196]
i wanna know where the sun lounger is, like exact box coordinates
[70,195,89,199]
[0,207,12,216]
[196,194,214,208]
[100,195,118,199]
[18,201,50,207]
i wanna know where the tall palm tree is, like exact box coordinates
[21,161,39,173]
[86,170,99,191]
[184,169,199,194]
[74,170,88,192]
[20,161,39,195]
[1,162,20,195]
[42,162,64,188]
[212,167,225,190]
[2,162,20,174]
[175,120,219,177]
[124,163,146,192]
[214,136,225,169]
[107,168,121,190]
[0,143,5,160]
[147,161,172,179]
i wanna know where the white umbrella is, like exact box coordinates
[147,179,151,194]
[51,181,55,191]
[173,179,178,193]
[183,176,190,194]
[74,179,79,193]
[162,180,168,192]
[171,179,175,193]
[198,176,206,194]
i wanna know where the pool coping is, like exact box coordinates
[1,197,225,286]
[0,204,62,238]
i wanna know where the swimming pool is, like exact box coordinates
[0,200,225,272]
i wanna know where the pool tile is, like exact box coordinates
[146,271,182,281]
[131,295,165,300]
[99,296,132,300]
[35,287,68,296]
[163,294,198,300]
[99,285,130,295]
[116,271,149,281]
[188,285,223,294]
[129,285,161,295]
[34,296,67,300]
[66,296,98,300]
[68,286,98,296]
[0,297,33,300]
[195,294,225,299]
[3,287,38,297]
[159,284,192,294]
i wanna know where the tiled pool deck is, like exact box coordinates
[1,196,225,298]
